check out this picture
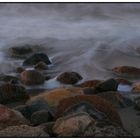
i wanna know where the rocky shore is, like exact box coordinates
[0,44,140,137]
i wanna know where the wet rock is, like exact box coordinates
[16,98,53,120]
[132,82,140,92]
[98,91,133,108]
[31,110,53,125]
[0,125,49,137]
[16,67,25,73]
[112,66,140,77]
[115,78,132,85]
[55,95,122,126]
[20,70,45,85]
[57,72,82,84]
[95,78,118,92]
[0,104,28,130]
[34,61,48,70]
[57,102,108,121]
[23,53,51,66]
[29,87,83,107]
[78,80,102,88]
[53,112,95,137]
[9,45,33,58]
[0,74,19,84]
[53,112,130,137]
[0,83,29,104]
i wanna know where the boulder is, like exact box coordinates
[95,78,118,92]
[20,70,45,85]
[0,125,49,137]
[56,72,82,84]
[31,110,53,125]
[53,112,131,137]
[15,98,53,120]
[28,87,83,107]
[0,104,28,130]
[78,80,102,88]
[55,95,122,126]
[112,66,140,77]
[34,61,48,70]
[0,83,29,104]
[23,53,51,66]
[53,112,95,137]
[57,102,107,121]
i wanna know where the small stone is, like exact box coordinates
[34,61,48,70]
[57,72,82,84]
[20,70,45,85]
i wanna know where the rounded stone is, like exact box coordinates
[20,70,45,85]
[57,72,83,84]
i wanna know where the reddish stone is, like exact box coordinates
[56,95,122,126]
[115,78,132,85]
[0,104,28,130]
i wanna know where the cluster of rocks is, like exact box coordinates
[0,45,139,137]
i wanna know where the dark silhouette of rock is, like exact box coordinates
[0,83,29,104]
[23,53,51,66]
[16,67,25,73]
[95,78,118,92]
[31,110,53,125]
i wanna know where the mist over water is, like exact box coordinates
[1,3,140,81]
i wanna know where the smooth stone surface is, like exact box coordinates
[34,61,48,70]
[29,87,83,107]
[95,78,118,92]
[31,110,53,125]
[55,95,122,126]
[53,112,95,137]
[0,104,28,130]
[57,72,82,84]
[20,70,45,85]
